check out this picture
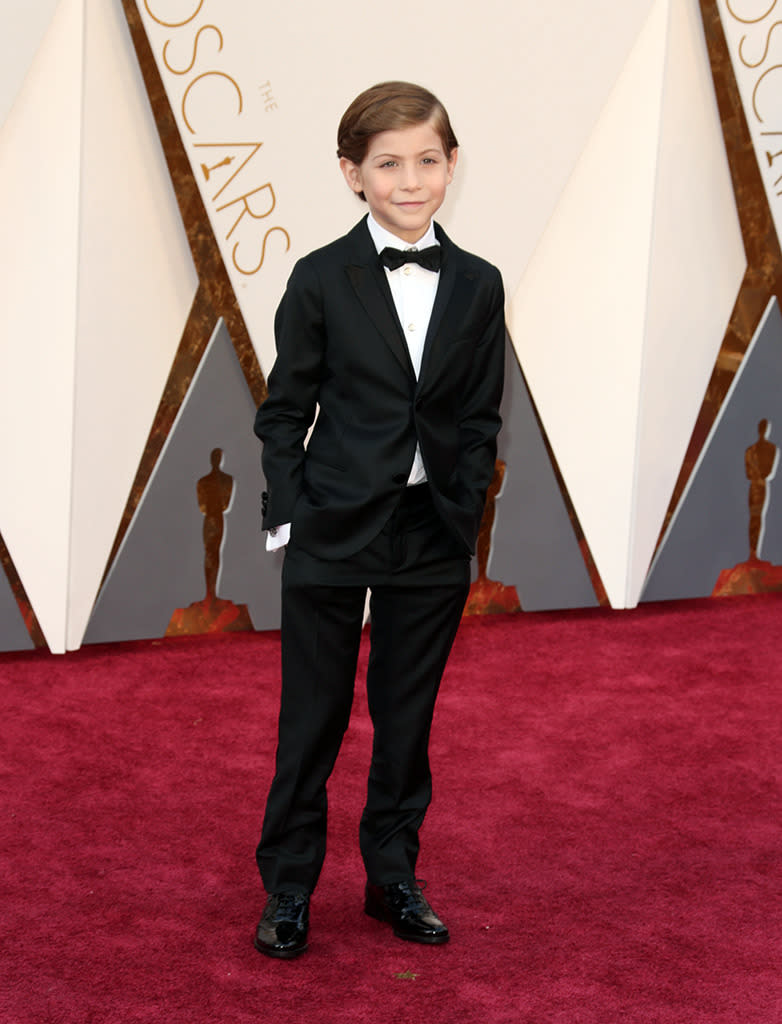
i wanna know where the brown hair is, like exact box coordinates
[337,81,458,199]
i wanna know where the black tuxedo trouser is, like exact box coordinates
[256,484,471,894]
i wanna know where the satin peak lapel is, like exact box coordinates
[345,260,414,377]
[418,258,478,386]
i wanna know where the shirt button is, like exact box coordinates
[407,323,416,332]
[403,266,412,276]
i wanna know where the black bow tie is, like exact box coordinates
[380,245,441,272]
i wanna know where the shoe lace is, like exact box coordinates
[274,892,308,918]
[390,879,430,912]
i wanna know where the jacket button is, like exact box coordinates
[392,473,407,484]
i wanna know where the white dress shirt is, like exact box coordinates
[266,213,440,551]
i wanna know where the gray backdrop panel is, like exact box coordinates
[491,338,599,610]
[84,320,282,644]
[642,298,782,602]
[0,565,34,652]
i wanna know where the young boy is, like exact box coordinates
[253,81,505,958]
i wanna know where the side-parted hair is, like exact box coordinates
[337,81,458,200]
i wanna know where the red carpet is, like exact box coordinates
[1,596,780,1023]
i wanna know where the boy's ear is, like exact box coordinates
[447,147,458,184]
[339,157,363,195]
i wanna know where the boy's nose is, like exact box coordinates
[400,165,421,190]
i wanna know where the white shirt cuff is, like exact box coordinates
[266,522,291,551]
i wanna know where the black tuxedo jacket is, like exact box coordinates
[254,216,505,560]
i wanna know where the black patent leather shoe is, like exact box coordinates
[254,892,309,958]
[365,880,449,944]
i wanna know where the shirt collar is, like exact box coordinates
[366,212,438,255]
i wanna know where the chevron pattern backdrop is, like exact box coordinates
[1,0,780,652]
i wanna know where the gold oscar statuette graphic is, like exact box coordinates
[746,418,776,561]
[712,419,782,595]
[166,448,253,635]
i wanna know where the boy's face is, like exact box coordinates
[340,120,457,244]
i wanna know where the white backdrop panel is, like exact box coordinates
[0,0,84,652]
[66,0,197,649]
[509,0,668,607]
[0,0,60,127]
[629,0,745,605]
